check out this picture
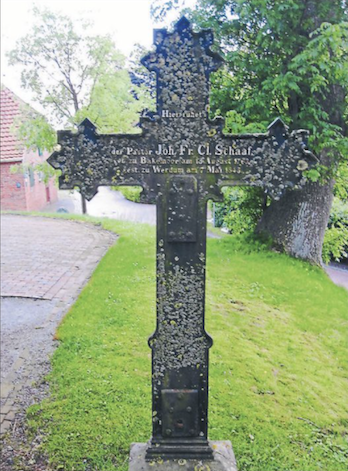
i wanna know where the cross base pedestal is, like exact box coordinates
[129,441,238,471]
[146,437,214,461]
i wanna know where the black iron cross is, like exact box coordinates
[49,17,316,461]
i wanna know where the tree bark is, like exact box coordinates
[256,0,346,265]
[257,177,334,265]
[81,192,87,214]
[257,80,343,265]
[72,94,88,215]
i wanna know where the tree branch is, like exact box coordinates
[45,88,73,121]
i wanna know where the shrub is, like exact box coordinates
[322,198,348,264]
[112,186,142,202]
[213,187,265,234]
[215,189,348,264]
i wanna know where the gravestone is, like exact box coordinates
[48,17,316,471]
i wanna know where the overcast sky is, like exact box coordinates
[1,0,195,107]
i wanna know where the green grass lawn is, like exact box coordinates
[23,217,348,471]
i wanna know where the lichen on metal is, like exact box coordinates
[48,15,316,464]
[48,17,316,203]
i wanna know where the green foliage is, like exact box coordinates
[24,215,348,471]
[7,6,126,127]
[322,198,348,263]
[287,21,348,157]
[329,198,348,226]
[74,70,144,134]
[13,104,56,152]
[112,186,142,202]
[7,4,152,165]
[10,162,58,186]
[151,0,187,21]
[213,187,265,235]
[334,161,348,200]
[9,102,58,191]
[223,109,269,134]
[303,168,321,183]
[323,224,348,263]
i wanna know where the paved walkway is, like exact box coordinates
[325,264,348,290]
[0,215,117,434]
[43,186,156,225]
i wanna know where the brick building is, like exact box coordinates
[0,86,57,211]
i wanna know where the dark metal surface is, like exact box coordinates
[161,389,199,438]
[167,176,197,242]
[48,16,316,462]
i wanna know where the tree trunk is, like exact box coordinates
[81,192,87,214]
[256,1,346,265]
[72,93,88,215]
[257,178,334,265]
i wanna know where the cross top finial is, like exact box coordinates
[141,17,223,119]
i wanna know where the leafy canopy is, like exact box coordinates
[7,6,139,131]
[7,6,154,152]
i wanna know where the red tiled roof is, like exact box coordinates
[0,86,26,162]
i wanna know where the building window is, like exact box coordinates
[29,167,35,187]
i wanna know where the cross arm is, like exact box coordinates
[48,118,159,201]
[207,118,318,200]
